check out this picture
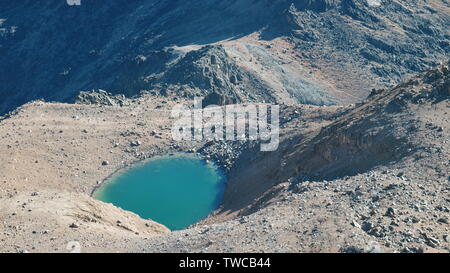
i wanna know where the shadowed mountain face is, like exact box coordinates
[0,0,449,114]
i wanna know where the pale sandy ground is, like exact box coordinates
[0,95,184,252]
[0,93,345,252]
[0,63,448,253]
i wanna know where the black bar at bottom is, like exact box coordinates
[0,253,445,272]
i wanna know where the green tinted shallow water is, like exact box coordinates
[93,155,225,230]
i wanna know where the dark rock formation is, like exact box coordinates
[0,0,448,114]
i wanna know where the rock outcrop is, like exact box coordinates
[76,90,130,106]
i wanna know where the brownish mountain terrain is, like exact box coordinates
[0,61,448,253]
[0,0,449,254]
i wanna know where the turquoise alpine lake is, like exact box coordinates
[93,154,226,230]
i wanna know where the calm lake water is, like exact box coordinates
[93,154,225,230]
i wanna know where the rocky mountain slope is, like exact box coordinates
[1,0,449,114]
[0,60,448,253]
[0,0,449,254]
[143,61,450,253]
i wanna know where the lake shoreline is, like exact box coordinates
[93,153,227,230]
